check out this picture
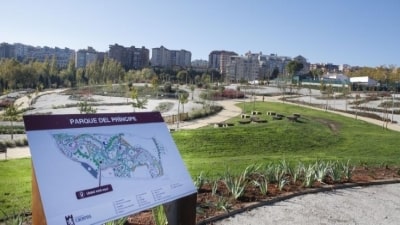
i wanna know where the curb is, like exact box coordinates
[196,178,400,225]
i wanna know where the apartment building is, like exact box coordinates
[208,50,238,75]
[191,59,208,72]
[258,53,292,80]
[226,54,259,82]
[108,44,149,70]
[75,47,99,68]
[310,63,340,73]
[0,43,15,58]
[1,43,75,67]
[151,46,191,68]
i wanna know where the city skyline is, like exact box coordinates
[1,0,399,67]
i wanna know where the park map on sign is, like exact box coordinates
[52,133,166,180]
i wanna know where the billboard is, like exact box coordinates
[24,112,197,225]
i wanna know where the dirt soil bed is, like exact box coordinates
[126,166,400,225]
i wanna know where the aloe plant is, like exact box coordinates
[292,162,305,184]
[277,177,289,191]
[303,164,316,187]
[211,180,219,196]
[214,196,232,213]
[103,217,128,225]
[341,160,355,181]
[328,161,343,182]
[252,175,269,195]
[222,166,252,199]
[152,205,168,225]
[314,161,329,183]
[194,171,207,190]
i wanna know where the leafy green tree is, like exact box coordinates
[310,68,324,80]
[177,70,188,84]
[269,67,280,80]
[142,68,156,82]
[286,60,304,79]
[178,92,189,116]
[151,76,160,98]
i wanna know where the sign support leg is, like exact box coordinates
[163,193,197,225]
[32,162,47,225]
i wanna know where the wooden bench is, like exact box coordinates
[0,145,7,160]
[214,123,235,128]
[241,114,250,119]
[251,111,262,115]
[267,111,276,116]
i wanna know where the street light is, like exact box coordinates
[392,91,395,123]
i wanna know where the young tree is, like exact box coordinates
[130,87,148,112]
[179,92,189,117]
[78,101,97,114]
[151,76,160,98]
[190,85,195,100]
[286,60,304,80]
[2,103,22,140]
[177,70,188,84]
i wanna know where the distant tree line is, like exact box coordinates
[0,57,222,93]
[346,65,400,87]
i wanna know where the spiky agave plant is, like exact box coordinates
[222,166,252,200]
[303,164,316,188]
[252,175,269,195]
[328,161,344,182]
[103,217,128,225]
[314,161,329,183]
[152,205,168,225]
[341,160,355,181]
[277,177,289,191]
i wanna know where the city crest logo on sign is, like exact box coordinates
[65,215,75,225]
[65,214,92,225]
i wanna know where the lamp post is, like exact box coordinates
[392,91,395,123]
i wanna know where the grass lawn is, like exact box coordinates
[0,158,31,219]
[174,102,400,176]
[1,101,399,219]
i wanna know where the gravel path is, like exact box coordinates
[214,183,400,225]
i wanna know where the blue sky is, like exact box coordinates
[1,0,399,67]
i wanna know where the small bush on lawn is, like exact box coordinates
[5,140,16,148]
[15,139,25,147]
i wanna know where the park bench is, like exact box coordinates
[0,145,7,160]
[241,114,251,119]
[267,111,276,116]
[251,111,262,115]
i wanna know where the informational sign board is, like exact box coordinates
[23,112,197,225]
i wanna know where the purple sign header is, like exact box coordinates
[23,112,164,131]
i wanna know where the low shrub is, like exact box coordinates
[5,140,16,148]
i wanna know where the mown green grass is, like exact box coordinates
[174,102,400,176]
[0,158,31,219]
[1,101,399,219]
